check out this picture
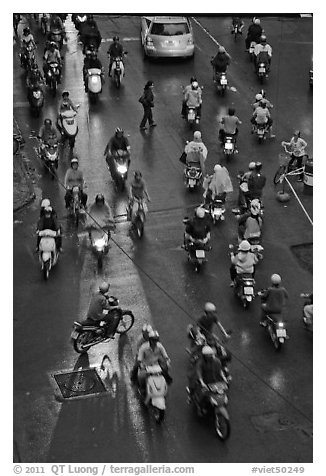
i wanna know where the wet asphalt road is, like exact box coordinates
[13,15,313,463]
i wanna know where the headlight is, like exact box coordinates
[117,165,128,174]
[278,322,284,328]
[33,91,41,99]
[94,238,106,249]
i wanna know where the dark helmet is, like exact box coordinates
[95,193,105,205]
[148,330,160,342]
[113,35,119,42]
[62,90,69,98]
[134,170,142,180]
[23,27,30,35]
[190,76,197,83]
[255,161,262,172]
[228,107,235,116]
[44,118,52,126]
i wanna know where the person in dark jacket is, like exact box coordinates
[245,18,263,50]
[247,162,266,200]
[139,81,157,130]
[211,46,231,74]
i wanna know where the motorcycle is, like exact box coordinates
[37,229,60,280]
[69,186,85,227]
[186,106,200,129]
[209,196,226,224]
[229,245,255,308]
[184,163,202,190]
[89,228,110,269]
[188,381,230,440]
[71,296,135,353]
[111,55,126,89]
[59,107,79,149]
[20,44,35,70]
[49,29,64,50]
[223,134,237,158]
[40,14,50,35]
[137,364,168,424]
[39,138,59,178]
[130,198,147,239]
[87,68,103,103]
[183,218,210,272]
[253,122,268,143]
[28,85,44,117]
[258,291,288,349]
[107,150,130,191]
[46,61,60,96]
[214,71,228,96]
[300,293,313,332]
[256,61,268,83]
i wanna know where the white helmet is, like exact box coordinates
[204,302,216,312]
[99,282,110,293]
[249,161,256,170]
[239,240,251,252]
[255,93,263,101]
[271,274,282,285]
[250,199,261,216]
[41,198,51,208]
[191,81,199,89]
[196,207,205,218]
[254,18,260,25]
[214,164,222,172]
[44,206,52,213]
[202,345,215,356]
[193,130,201,140]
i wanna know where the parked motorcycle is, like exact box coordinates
[59,107,79,149]
[39,138,59,178]
[137,364,168,424]
[111,54,127,88]
[106,150,130,191]
[87,68,103,103]
[130,198,147,239]
[37,229,60,280]
[184,163,202,190]
[45,61,60,96]
[71,296,135,353]
[214,71,228,96]
[28,85,44,117]
[223,134,237,158]
[300,293,313,332]
[89,228,110,269]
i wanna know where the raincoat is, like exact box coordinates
[203,165,233,199]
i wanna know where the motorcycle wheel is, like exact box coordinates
[43,261,50,280]
[273,166,285,185]
[73,331,94,353]
[51,79,57,97]
[115,73,121,89]
[97,254,103,270]
[116,311,135,335]
[153,407,165,424]
[134,216,144,239]
[215,410,230,440]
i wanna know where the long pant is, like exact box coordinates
[288,154,304,179]
[230,266,255,282]
[140,105,154,127]
[65,189,87,208]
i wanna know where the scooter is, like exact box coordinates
[229,244,255,308]
[38,229,60,280]
[46,61,60,96]
[89,228,110,270]
[184,163,202,190]
[87,68,103,103]
[59,107,79,149]
[130,198,147,239]
[106,150,130,191]
[209,197,226,224]
[111,55,126,89]
[137,365,168,424]
[183,219,210,272]
[28,85,44,117]
[186,106,200,128]
[223,134,237,158]
[214,71,228,96]
[258,291,288,349]
[20,44,35,70]
[39,138,59,179]
[71,296,135,353]
[253,122,268,143]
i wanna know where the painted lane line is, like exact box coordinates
[284,176,313,226]
[191,17,228,55]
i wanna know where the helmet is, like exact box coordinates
[134,170,142,179]
[260,35,267,42]
[239,240,251,252]
[193,130,201,140]
[249,161,256,170]
[250,199,261,216]
[99,282,110,293]
[44,206,52,214]
[115,127,124,135]
[44,118,52,126]
[271,274,282,285]
[190,76,197,83]
[218,46,226,53]
[254,18,260,25]
[255,161,262,171]
[113,35,119,41]
[71,157,79,165]
[41,198,51,208]
[95,193,105,204]
[191,81,199,89]
[294,130,301,137]
[50,41,56,48]
[23,27,30,35]
[196,207,205,219]
[142,324,153,337]
[202,346,215,356]
[228,107,235,116]
[62,90,69,98]
[255,93,263,101]
[204,302,216,312]
[148,330,160,341]
[214,164,222,172]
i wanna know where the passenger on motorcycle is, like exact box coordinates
[237,199,263,241]
[57,91,78,132]
[247,162,266,200]
[130,324,153,382]
[128,171,151,221]
[108,35,124,77]
[229,240,258,287]
[85,282,119,336]
[219,107,242,143]
[86,193,115,232]
[245,18,263,50]
[64,157,88,208]
[254,35,272,72]
[231,16,244,34]
[252,93,273,110]
[184,81,202,117]
[184,207,211,250]
[137,330,173,391]
[211,45,231,75]
[184,131,207,175]
[36,206,62,252]
[43,41,62,83]
[203,164,233,205]
[251,101,275,137]
[260,274,289,327]
[83,50,104,92]
[181,76,197,118]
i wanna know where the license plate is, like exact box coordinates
[66,120,74,125]
[244,286,254,295]
[188,112,195,120]
[195,249,205,258]
[214,208,222,215]
[71,330,79,339]
[189,179,196,186]
[259,67,265,73]
[276,328,286,338]
[221,79,227,85]
[225,142,233,150]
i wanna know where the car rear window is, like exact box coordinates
[150,22,190,36]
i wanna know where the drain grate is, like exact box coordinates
[52,368,108,400]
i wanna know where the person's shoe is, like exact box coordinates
[149,122,157,127]
[259,321,267,327]
[297,177,303,182]
[139,126,146,130]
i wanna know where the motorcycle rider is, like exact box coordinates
[184,130,207,175]
[80,15,102,53]
[49,14,64,33]
[229,239,258,287]
[184,207,211,250]
[137,330,173,392]
[184,81,202,118]
[26,61,44,100]
[260,274,289,327]
[130,324,153,383]
[43,41,62,83]
[237,199,263,241]
[128,171,151,221]
[203,163,233,206]
[38,118,59,157]
[181,76,197,118]
[64,157,88,209]
[107,35,124,77]
[36,206,62,252]
[302,293,313,326]
[247,161,266,201]
[236,161,256,211]
[211,45,231,76]
[219,107,242,144]
[282,130,308,182]
[254,35,272,72]
[104,127,131,162]
[86,193,115,233]
[197,302,230,344]
[83,50,104,92]
[231,16,244,34]
[251,101,275,138]
[57,91,78,132]
[85,282,119,336]
[20,27,36,65]
[245,17,263,50]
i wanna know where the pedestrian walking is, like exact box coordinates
[139,80,157,130]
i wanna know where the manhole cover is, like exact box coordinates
[53,368,108,400]
[250,412,295,433]
[291,243,313,274]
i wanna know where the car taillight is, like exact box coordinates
[146,36,153,46]
[187,37,194,45]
